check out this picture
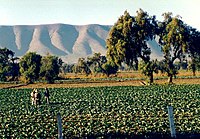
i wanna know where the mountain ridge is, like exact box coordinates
[0,23,162,64]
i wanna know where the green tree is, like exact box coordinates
[19,52,41,83]
[106,9,158,83]
[40,55,62,83]
[106,9,157,70]
[139,59,159,84]
[158,13,189,83]
[102,62,118,77]
[133,9,157,63]
[195,58,200,72]
[76,58,91,75]
[133,9,158,84]
[187,27,200,76]
[0,48,19,81]
[106,10,136,68]
[9,57,20,81]
[60,63,75,75]
[87,53,107,75]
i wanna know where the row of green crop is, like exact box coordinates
[0,85,200,138]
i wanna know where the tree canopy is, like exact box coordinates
[0,48,19,81]
[158,13,190,83]
[106,9,200,84]
[40,55,63,83]
[106,9,158,83]
[19,52,42,83]
[106,9,157,70]
[187,26,200,76]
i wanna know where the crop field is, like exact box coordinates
[0,85,200,138]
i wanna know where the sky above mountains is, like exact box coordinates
[0,0,199,30]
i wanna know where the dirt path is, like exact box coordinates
[1,78,200,89]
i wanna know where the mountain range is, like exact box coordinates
[0,24,163,64]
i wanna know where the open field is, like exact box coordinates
[0,85,200,138]
[0,71,200,138]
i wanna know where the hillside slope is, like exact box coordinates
[0,24,162,63]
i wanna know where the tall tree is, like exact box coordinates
[87,53,107,75]
[133,9,157,63]
[19,52,41,83]
[106,9,157,68]
[133,9,158,84]
[106,9,157,83]
[40,55,62,83]
[0,48,19,81]
[9,57,20,81]
[187,26,200,76]
[76,58,91,75]
[60,63,74,74]
[139,59,159,84]
[158,13,189,83]
[106,10,135,68]
[102,62,118,77]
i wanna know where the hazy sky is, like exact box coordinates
[0,0,199,30]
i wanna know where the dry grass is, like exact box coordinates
[64,70,200,79]
[1,71,200,89]
[2,78,200,89]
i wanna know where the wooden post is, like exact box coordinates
[167,106,176,138]
[57,113,63,139]
[9,111,13,122]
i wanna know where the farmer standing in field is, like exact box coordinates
[35,89,41,105]
[31,88,36,105]
[44,87,50,104]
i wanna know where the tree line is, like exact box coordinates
[0,49,62,83]
[105,9,200,84]
[1,9,200,84]
[66,9,200,84]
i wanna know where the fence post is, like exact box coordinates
[167,106,176,138]
[57,112,63,139]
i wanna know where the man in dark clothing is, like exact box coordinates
[35,90,41,105]
[44,87,50,104]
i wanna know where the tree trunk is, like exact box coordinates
[135,60,138,70]
[192,71,196,76]
[168,75,173,84]
[191,58,196,76]
[149,73,154,85]
[192,70,196,76]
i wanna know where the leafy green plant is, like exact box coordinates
[0,85,199,138]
